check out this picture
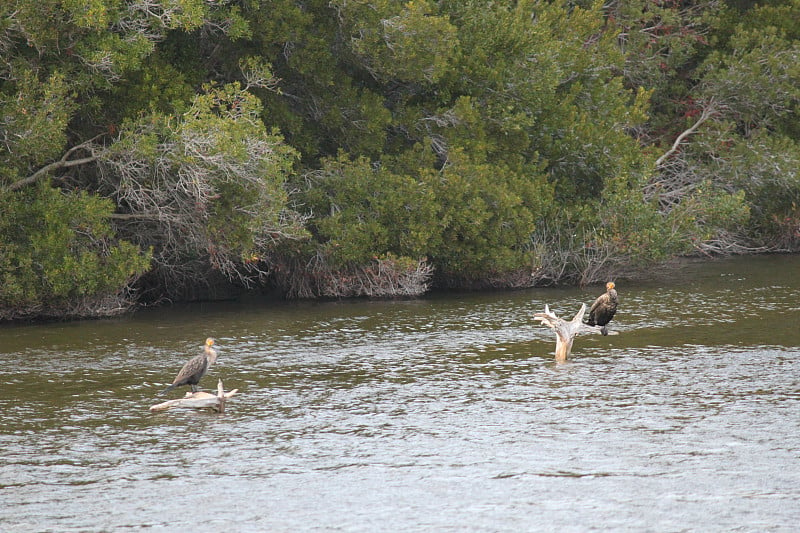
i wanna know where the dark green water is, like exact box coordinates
[1,255,799,531]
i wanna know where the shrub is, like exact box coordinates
[0,184,151,320]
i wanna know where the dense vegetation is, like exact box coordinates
[1,0,798,319]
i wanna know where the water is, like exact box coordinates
[1,255,799,531]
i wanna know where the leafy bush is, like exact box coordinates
[303,152,439,266]
[0,185,151,319]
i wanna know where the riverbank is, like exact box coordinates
[3,252,796,324]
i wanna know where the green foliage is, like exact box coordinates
[701,129,799,242]
[597,174,748,264]
[332,0,459,83]
[0,185,150,317]
[304,152,438,265]
[701,27,800,133]
[686,8,800,246]
[610,0,718,121]
[101,83,305,292]
[108,56,194,121]
[0,71,73,184]
[440,0,649,200]
[2,0,799,314]
[425,151,551,280]
[301,145,554,282]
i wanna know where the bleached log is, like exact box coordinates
[534,304,608,363]
[150,379,238,413]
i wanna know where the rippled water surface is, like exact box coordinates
[2,255,799,531]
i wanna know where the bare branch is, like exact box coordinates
[272,252,432,299]
[8,137,103,191]
[655,99,717,169]
[534,304,603,363]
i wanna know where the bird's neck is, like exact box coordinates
[205,346,218,364]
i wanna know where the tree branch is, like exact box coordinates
[655,99,717,169]
[8,137,102,191]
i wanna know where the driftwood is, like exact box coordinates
[534,304,614,363]
[150,379,238,413]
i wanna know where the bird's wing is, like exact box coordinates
[589,293,608,315]
[173,353,207,384]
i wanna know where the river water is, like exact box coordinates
[1,255,799,531]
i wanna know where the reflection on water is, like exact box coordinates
[1,255,799,531]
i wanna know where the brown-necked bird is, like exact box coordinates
[587,282,618,336]
[161,338,218,395]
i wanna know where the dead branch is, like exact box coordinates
[272,252,433,299]
[655,99,717,169]
[8,137,102,191]
[149,379,238,413]
[534,304,606,363]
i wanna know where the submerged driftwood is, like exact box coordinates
[150,379,238,413]
[534,304,614,363]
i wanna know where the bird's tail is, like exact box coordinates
[160,384,177,396]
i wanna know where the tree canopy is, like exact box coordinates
[1,0,798,318]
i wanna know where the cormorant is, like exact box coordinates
[161,338,218,395]
[587,282,618,336]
